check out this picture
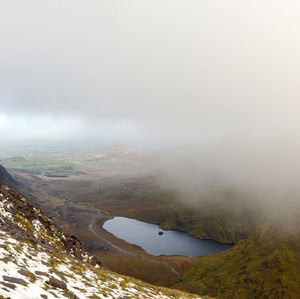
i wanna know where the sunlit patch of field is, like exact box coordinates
[2,156,86,176]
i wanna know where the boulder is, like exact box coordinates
[3,276,27,285]
[47,277,67,290]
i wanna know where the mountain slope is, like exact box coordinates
[175,216,300,299]
[0,164,16,187]
[0,184,204,299]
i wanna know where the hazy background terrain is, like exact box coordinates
[1,0,300,212]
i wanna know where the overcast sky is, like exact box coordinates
[0,0,300,147]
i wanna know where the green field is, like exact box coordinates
[2,157,86,175]
[0,140,103,159]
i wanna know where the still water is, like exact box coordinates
[103,216,233,257]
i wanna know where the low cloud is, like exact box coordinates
[1,0,300,213]
[0,0,299,146]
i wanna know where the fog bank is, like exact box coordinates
[0,0,299,146]
[1,1,300,212]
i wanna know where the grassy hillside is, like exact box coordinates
[67,176,263,244]
[175,217,300,299]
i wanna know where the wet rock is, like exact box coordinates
[18,269,28,276]
[47,277,67,289]
[35,271,49,277]
[1,281,16,289]
[159,231,164,235]
[3,275,27,285]
[41,295,48,299]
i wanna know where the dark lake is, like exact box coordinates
[103,216,233,257]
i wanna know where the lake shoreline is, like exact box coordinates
[103,216,233,257]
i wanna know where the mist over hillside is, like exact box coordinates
[157,143,300,217]
[1,0,300,219]
[1,0,300,297]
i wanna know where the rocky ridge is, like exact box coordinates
[0,184,204,299]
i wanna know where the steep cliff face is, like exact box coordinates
[0,184,204,299]
[0,164,16,187]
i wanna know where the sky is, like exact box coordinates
[0,0,300,148]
